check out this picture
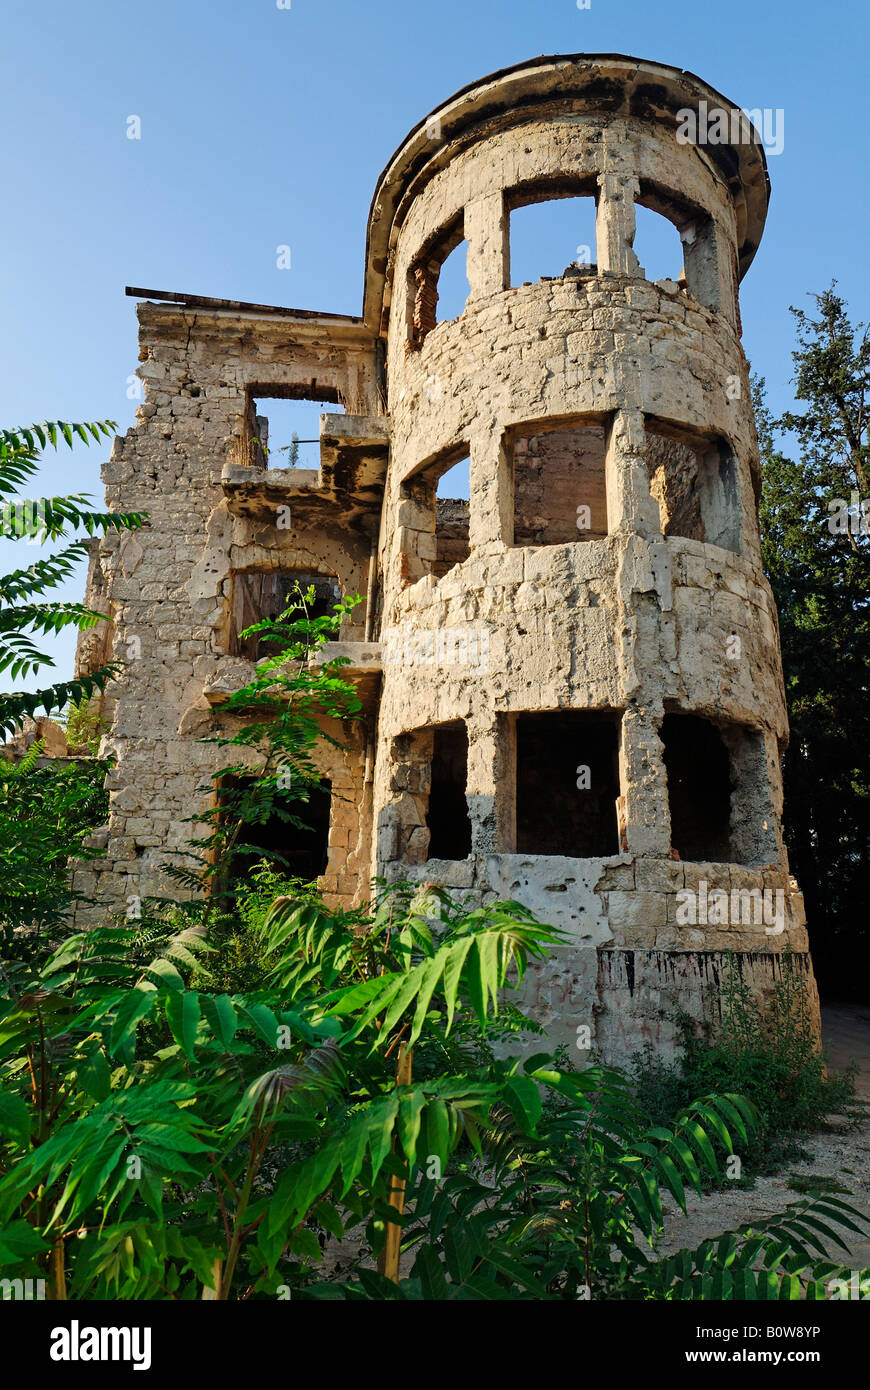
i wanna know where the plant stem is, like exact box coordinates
[218,1116,274,1298]
[51,1235,66,1300]
[378,1041,413,1284]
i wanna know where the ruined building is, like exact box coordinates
[75,54,819,1061]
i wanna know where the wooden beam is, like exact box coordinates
[125,286,361,323]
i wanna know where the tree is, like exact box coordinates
[756,287,870,996]
[0,741,109,955]
[1,882,863,1301]
[0,421,145,737]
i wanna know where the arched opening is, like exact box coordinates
[399,446,470,585]
[507,187,598,287]
[406,215,468,348]
[633,203,686,285]
[228,569,340,659]
[434,455,470,578]
[645,421,741,554]
[634,184,721,309]
[508,418,611,546]
[434,239,470,324]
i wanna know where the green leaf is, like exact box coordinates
[504,1075,542,1134]
[683,1119,719,1178]
[415,1244,449,1299]
[201,994,238,1048]
[76,1049,111,1102]
[398,1090,427,1169]
[0,1220,49,1265]
[164,991,201,1061]
[441,938,473,1034]
[109,987,157,1055]
[145,957,186,992]
[314,1200,344,1241]
[422,1099,450,1175]
[670,1135,702,1191]
[367,1095,399,1183]
[407,952,447,1047]
[239,1001,281,1048]
[287,1228,321,1263]
[0,1092,31,1145]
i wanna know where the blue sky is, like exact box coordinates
[2,0,867,690]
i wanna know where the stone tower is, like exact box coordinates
[76,55,819,1062]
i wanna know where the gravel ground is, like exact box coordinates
[657,1003,870,1272]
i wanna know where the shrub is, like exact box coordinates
[63,695,104,755]
[0,419,144,736]
[632,951,858,1176]
[0,886,865,1301]
[0,742,110,959]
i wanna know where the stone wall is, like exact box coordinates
[74,306,380,922]
[76,54,820,1065]
[370,57,815,1064]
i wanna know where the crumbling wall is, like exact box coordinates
[368,60,817,1064]
[512,425,608,545]
[73,305,379,922]
[83,55,820,1066]
[75,537,114,680]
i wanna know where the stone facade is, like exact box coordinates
[75,54,820,1063]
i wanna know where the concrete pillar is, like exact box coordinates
[713,219,739,329]
[619,709,672,857]
[596,131,640,276]
[681,216,739,328]
[605,409,660,539]
[465,191,509,300]
[681,219,717,309]
[465,710,505,857]
[469,428,513,551]
[724,725,784,866]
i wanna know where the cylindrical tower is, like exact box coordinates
[365,54,818,1062]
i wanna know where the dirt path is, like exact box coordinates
[658,1002,870,1273]
[819,1002,870,1101]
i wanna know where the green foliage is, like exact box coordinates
[0,746,109,956]
[1,455,866,1302]
[756,287,870,992]
[162,581,362,911]
[319,1075,864,1302]
[0,420,146,734]
[0,884,551,1298]
[0,886,865,1302]
[198,859,366,996]
[63,695,104,755]
[632,952,857,1176]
